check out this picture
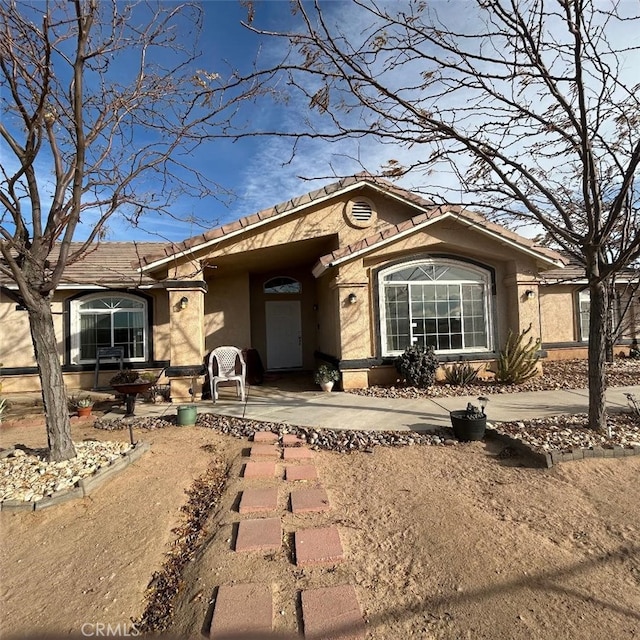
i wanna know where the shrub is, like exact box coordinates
[394,344,439,388]
[314,363,340,385]
[492,325,540,384]
[444,360,480,386]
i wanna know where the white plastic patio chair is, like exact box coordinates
[207,346,246,403]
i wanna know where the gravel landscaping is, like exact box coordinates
[0,440,132,502]
[2,359,639,507]
[347,358,640,398]
[89,359,640,460]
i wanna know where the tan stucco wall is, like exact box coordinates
[153,292,171,361]
[539,285,577,343]
[316,272,339,358]
[1,294,36,368]
[204,273,251,351]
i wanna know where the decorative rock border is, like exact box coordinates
[96,413,640,470]
[0,442,150,513]
[487,427,640,468]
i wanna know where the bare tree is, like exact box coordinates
[239,0,640,432]
[0,0,252,460]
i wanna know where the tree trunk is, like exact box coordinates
[604,280,615,363]
[28,296,76,461]
[587,279,608,433]
[605,316,615,363]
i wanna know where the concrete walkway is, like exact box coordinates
[104,384,640,432]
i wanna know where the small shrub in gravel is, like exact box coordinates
[443,361,480,385]
[395,345,439,388]
[492,326,540,384]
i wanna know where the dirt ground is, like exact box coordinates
[1,415,639,639]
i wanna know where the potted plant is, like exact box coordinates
[314,362,340,392]
[110,370,156,416]
[70,394,94,418]
[450,396,488,441]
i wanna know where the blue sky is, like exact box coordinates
[102,0,436,243]
[5,1,638,245]
[6,0,400,242]
[116,0,367,243]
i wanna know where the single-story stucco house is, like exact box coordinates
[1,175,638,399]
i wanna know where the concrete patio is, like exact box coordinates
[101,381,640,432]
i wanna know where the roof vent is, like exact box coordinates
[352,200,373,221]
[345,197,376,228]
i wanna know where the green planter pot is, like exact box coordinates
[449,410,486,442]
[177,404,198,426]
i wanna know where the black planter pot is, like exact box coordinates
[449,410,487,442]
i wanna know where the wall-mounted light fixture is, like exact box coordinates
[525,289,536,299]
[348,292,357,304]
[179,296,189,310]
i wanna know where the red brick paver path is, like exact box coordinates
[209,583,272,638]
[243,461,278,479]
[290,488,331,513]
[238,487,279,514]
[283,447,314,461]
[301,584,365,640]
[295,526,344,566]
[207,441,365,637]
[285,464,318,481]
[235,517,282,552]
[250,444,281,458]
[253,431,278,443]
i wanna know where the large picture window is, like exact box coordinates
[379,259,493,355]
[71,294,148,364]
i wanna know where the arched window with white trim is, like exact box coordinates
[70,293,148,364]
[379,259,493,355]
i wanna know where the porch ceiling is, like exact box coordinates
[202,235,337,276]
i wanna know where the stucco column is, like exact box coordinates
[503,274,542,342]
[333,279,370,389]
[168,285,206,401]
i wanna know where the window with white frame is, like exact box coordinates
[578,290,590,341]
[379,259,493,355]
[70,294,148,364]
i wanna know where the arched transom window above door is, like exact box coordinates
[264,277,301,294]
[378,259,493,356]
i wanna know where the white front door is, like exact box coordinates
[265,300,302,369]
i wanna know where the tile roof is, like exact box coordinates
[541,254,640,283]
[137,174,565,273]
[1,242,166,288]
[313,206,565,274]
[137,174,437,271]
